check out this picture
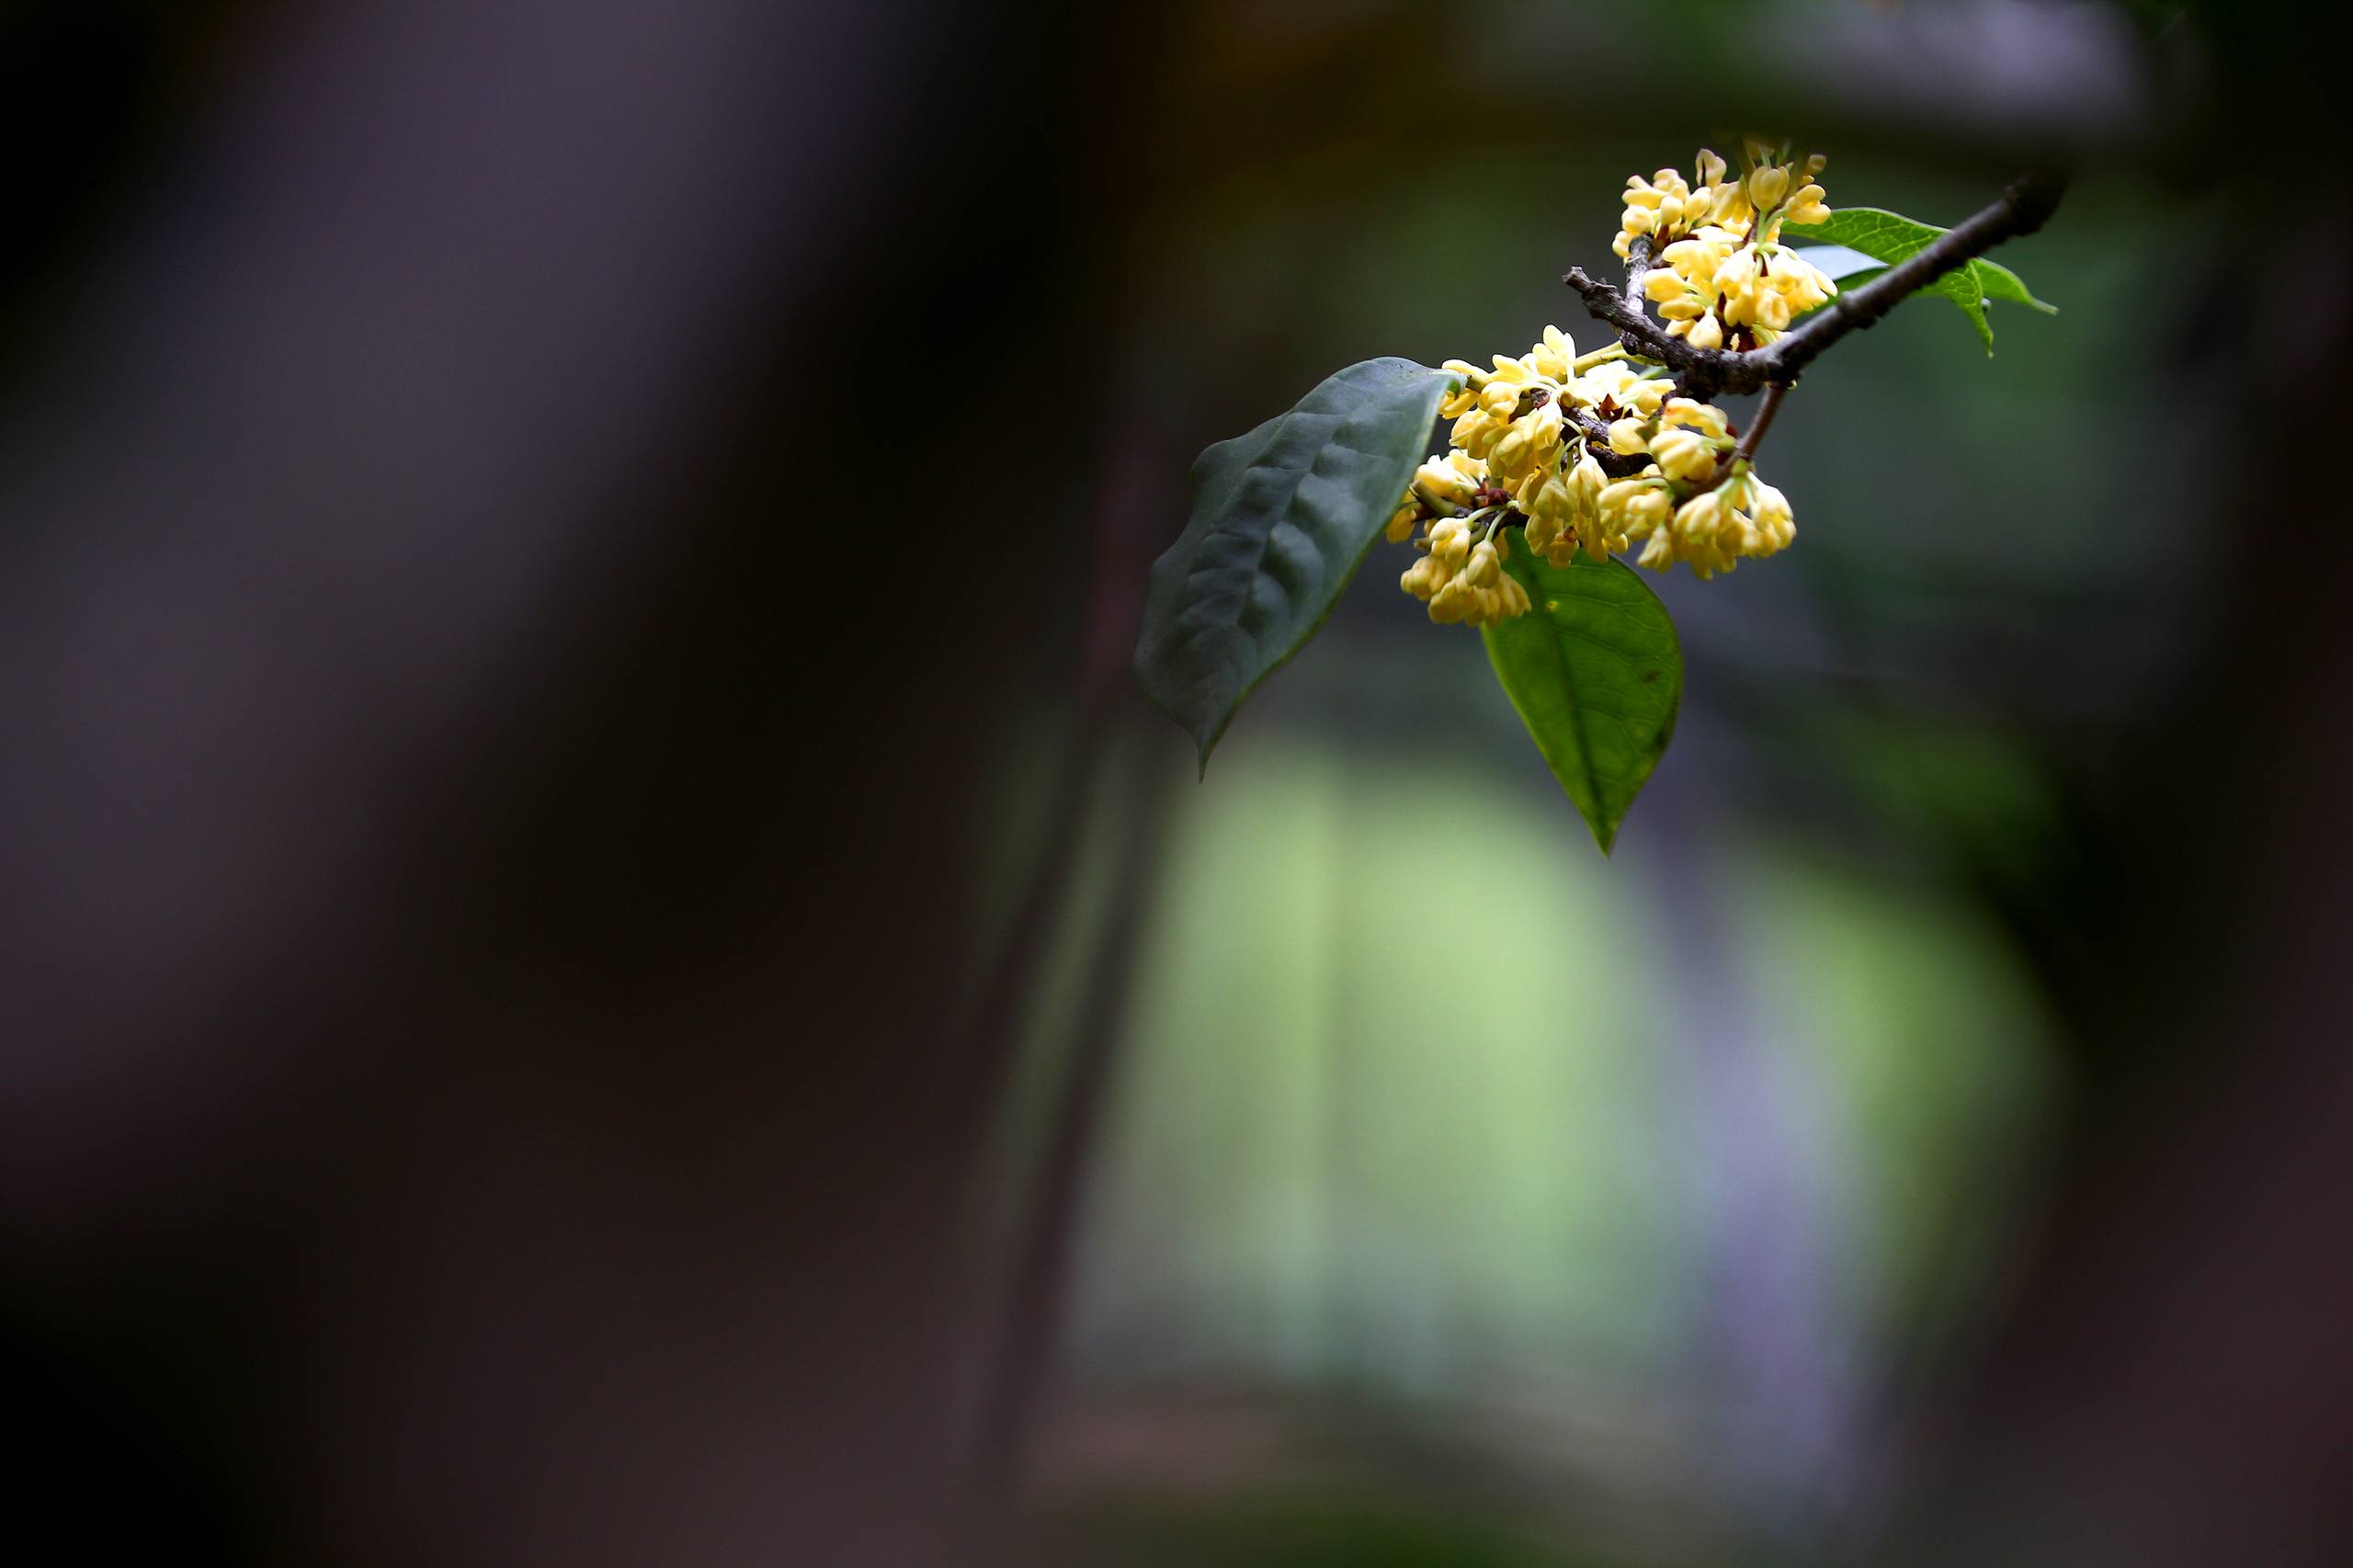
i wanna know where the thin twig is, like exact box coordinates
[1695,381,1790,492]
[1564,263,1726,392]
[1564,173,2067,399]
[1734,381,1787,466]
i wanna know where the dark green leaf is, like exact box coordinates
[1135,358,1459,774]
[1480,546,1682,854]
[1790,206,2053,355]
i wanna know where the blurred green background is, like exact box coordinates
[955,3,2307,1562]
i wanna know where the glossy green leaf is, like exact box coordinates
[1792,207,1954,270]
[1480,546,1682,854]
[1795,208,1991,352]
[1136,358,1459,773]
[1790,206,2053,356]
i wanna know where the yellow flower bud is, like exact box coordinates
[1528,324,1575,381]
[1428,579,1470,624]
[1496,403,1564,489]
[1684,311,1724,351]
[1450,408,1506,459]
[1427,516,1472,565]
[1487,426,1532,486]
[1608,417,1648,456]
[1600,475,1673,542]
[1767,247,1836,311]
[1675,488,1729,545]
[1400,554,1449,600]
[1411,456,1478,512]
[1466,540,1502,589]
[1662,397,1731,440]
[1745,476,1796,552]
[1650,426,1721,484]
[1569,452,1608,509]
[1747,165,1790,211]
[1524,469,1574,531]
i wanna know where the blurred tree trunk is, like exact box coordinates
[0,0,1123,1562]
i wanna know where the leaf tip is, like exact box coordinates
[1191,714,1233,779]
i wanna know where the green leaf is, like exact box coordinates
[1974,255,2058,313]
[1135,358,1459,774]
[1789,206,2053,355]
[1480,546,1682,854]
[1794,207,1955,269]
[1937,272,1996,356]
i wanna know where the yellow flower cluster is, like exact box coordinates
[1617,140,1837,353]
[1388,323,1800,619]
[1597,465,1794,583]
[1381,141,1838,619]
[1398,515,1532,627]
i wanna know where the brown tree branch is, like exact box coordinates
[1732,381,1787,466]
[1564,173,2067,400]
[1693,381,1790,494]
[1566,407,1653,479]
[1621,233,1654,322]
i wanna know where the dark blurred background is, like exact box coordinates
[6,1,2348,1563]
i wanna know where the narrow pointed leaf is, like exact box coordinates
[1480,547,1682,854]
[1136,358,1459,772]
[1975,255,2058,313]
